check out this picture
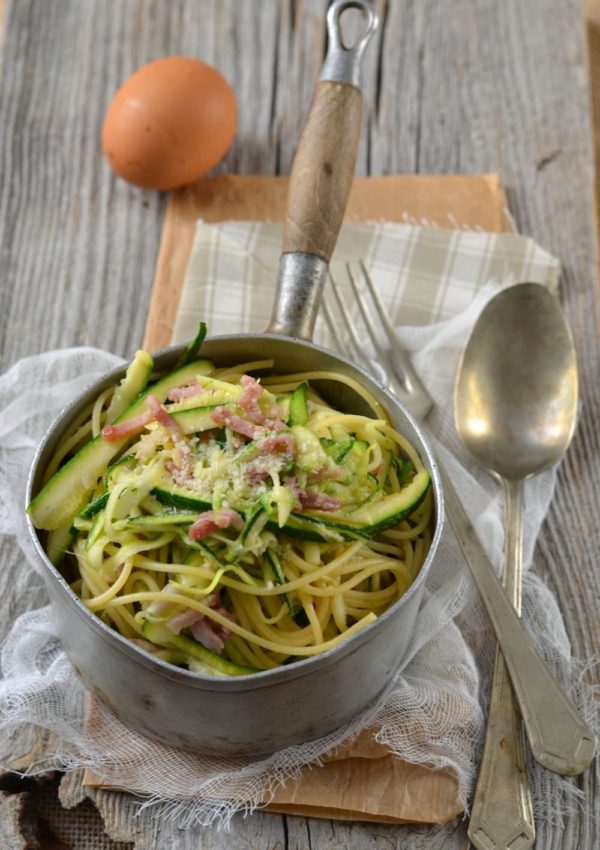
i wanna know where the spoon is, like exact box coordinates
[454,283,593,849]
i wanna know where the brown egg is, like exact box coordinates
[102,56,237,190]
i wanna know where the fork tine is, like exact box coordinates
[358,259,398,344]
[328,271,366,362]
[346,261,434,421]
[346,263,393,366]
[321,296,346,353]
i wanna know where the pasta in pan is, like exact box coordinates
[29,339,432,676]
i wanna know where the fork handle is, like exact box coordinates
[441,468,597,775]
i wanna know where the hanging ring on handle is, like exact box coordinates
[320,0,379,88]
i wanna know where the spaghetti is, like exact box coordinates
[30,348,433,676]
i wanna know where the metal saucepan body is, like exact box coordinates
[26,334,443,754]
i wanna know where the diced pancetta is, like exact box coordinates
[166,595,230,652]
[213,508,244,530]
[147,396,182,437]
[165,593,220,635]
[211,407,263,439]
[190,617,226,652]
[167,381,204,402]
[297,490,342,511]
[101,409,153,441]
[103,395,189,471]
[166,608,204,635]
[255,433,295,459]
[210,606,233,643]
[189,508,244,541]
[145,395,194,470]
[238,375,264,423]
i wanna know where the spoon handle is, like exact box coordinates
[441,469,597,775]
[469,647,534,849]
[468,479,535,850]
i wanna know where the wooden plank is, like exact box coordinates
[586,2,600,246]
[88,790,287,850]
[0,791,39,850]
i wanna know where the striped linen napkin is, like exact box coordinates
[172,221,560,345]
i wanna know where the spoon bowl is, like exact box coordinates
[455,283,578,480]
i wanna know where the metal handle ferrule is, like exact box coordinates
[267,253,329,339]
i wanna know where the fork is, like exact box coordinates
[321,261,590,850]
[323,261,434,422]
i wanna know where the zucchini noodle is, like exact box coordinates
[34,351,433,676]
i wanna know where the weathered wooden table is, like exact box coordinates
[1,1,598,848]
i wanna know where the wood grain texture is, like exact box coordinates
[0,0,598,848]
[282,81,363,258]
[0,791,35,850]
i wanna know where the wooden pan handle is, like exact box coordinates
[282,80,363,262]
[268,0,378,339]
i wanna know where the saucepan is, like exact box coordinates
[26,0,444,755]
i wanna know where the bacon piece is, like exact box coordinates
[167,381,204,402]
[211,606,233,642]
[298,491,342,512]
[213,508,244,530]
[189,514,219,541]
[189,508,244,541]
[167,609,203,634]
[264,417,288,432]
[265,404,288,431]
[103,395,190,443]
[146,395,194,471]
[175,440,193,470]
[255,433,295,459]
[165,594,220,636]
[262,403,288,432]
[101,409,153,441]
[190,618,225,652]
[190,606,233,650]
[163,587,234,654]
[211,406,263,439]
[238,375,265,423]
[165,607,205,635]
[147,395,182,437]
